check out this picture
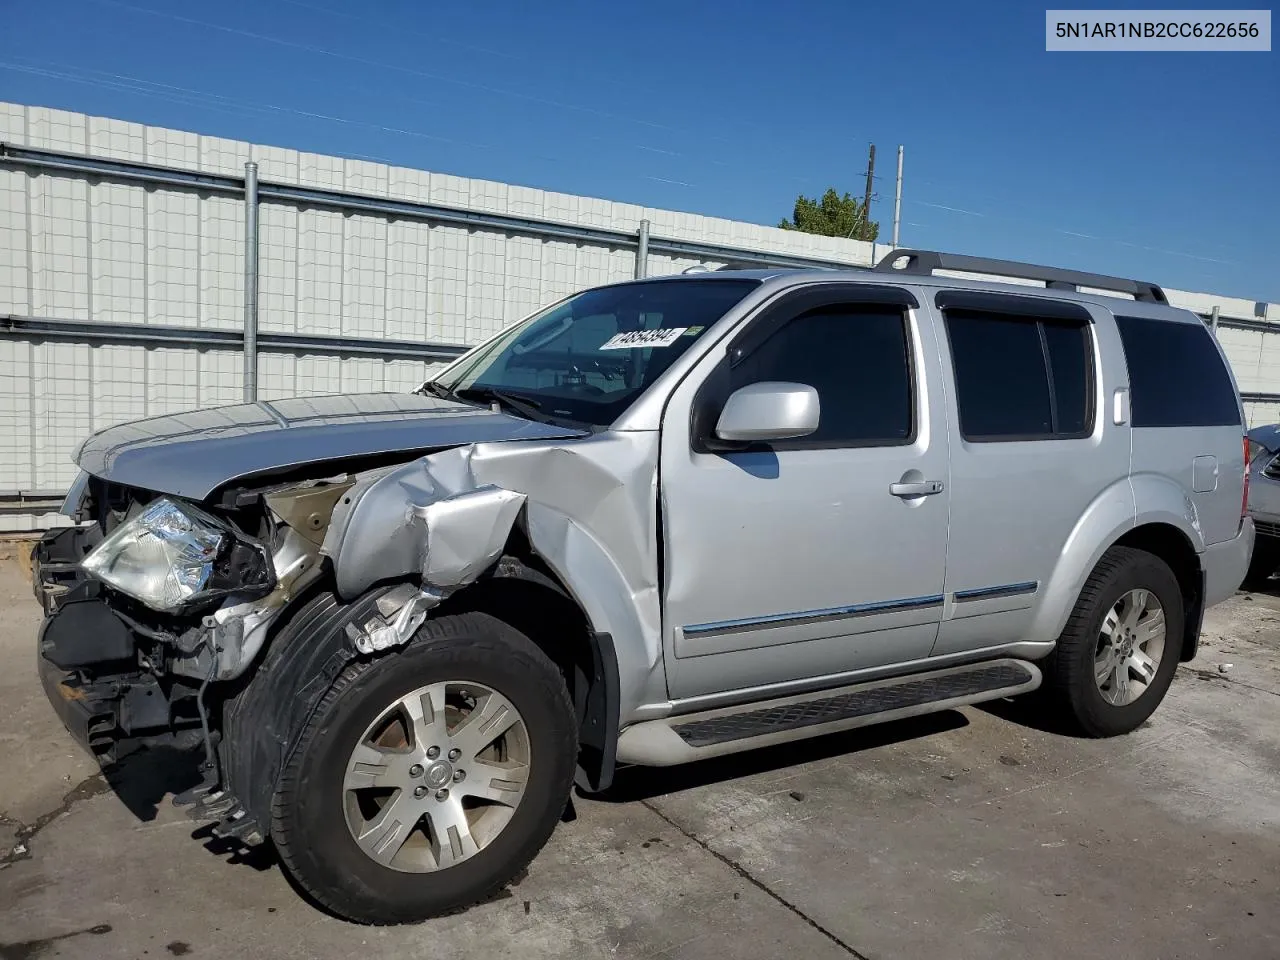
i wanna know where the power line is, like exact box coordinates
[903,196,1234,266]
[90,0,684,135]
[46,14,1216,265]
[8,58,1229,273]
[272,0,884,160]
[275,0,559,68]
[7,54,831,191]
[88,0,882,186]
[4,57,712,191]
[0,61,564,163]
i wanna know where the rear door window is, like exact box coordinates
[941,305,1094,441]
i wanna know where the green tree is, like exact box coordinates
[779,188,879,242]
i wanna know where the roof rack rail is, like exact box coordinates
[714,261,769,271]
[874,248,1167,304]
[714,260,845,273]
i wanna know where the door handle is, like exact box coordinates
[889,480,944,498]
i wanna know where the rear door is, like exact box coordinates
[929,290,1129,656]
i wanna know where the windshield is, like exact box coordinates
[429,278,760,427]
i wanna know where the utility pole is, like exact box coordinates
[892,145,904,248]
[242,161,259,403]
[863,143,876,238]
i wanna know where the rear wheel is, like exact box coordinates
[1043,546,1184,737]
[270,611,577,924]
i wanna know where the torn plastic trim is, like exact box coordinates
[216,586,403,847]
[336,485,527,655]
[344,582,443,655]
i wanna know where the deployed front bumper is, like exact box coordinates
[31,528,200,763]
[38,645,117,760]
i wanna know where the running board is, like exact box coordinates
[617,659,1041,766]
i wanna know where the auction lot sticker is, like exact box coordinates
[600,327,688,349]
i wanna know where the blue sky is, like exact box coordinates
[1,0,1276,301]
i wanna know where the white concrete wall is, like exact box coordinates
[0,100,1276,529]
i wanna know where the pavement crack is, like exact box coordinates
[1178,664,1280,699]
[1,774,110,867]
[641,799,873,960]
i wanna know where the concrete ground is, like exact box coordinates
[2,556,1278,960]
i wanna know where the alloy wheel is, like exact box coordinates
[341,680,531,872]
[1094,588,1166,707]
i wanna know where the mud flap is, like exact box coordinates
[574,631,620,794]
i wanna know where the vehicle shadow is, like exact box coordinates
[101,746,279,871]
[1240,579,1280,600]
[596,709,970,804]
[103,745,204,823]
[971,693,1087,737]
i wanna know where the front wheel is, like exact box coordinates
[270,611,577,925]
[1042,546,1184,737]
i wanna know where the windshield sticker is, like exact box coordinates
[683,326,705,336]
[599,327,688,350]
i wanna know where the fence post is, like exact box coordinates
[635,219,650,279]
[243,160,260,402]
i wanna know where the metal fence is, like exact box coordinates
[1,102,1277,528]
[0,124,882,526]
[0,140,874,376]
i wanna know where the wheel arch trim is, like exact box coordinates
[1031,475,1205,649]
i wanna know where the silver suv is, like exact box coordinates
[31,249,1254,924]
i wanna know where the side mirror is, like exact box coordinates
[714,381,820,443]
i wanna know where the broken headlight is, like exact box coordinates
[81,497,273,613]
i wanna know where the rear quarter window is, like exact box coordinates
[1114,315,1241,427]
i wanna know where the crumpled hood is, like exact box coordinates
[74,392,586,500]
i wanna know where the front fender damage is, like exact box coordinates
[319,445,528,654]
[182,463,528,677]
[323,434,665,723]
[334,484,526,654]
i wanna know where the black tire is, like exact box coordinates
[1241,537,1280,591]
[270,611,577,925]
[1042,546,1184,738]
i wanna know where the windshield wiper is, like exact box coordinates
[419,381,551,425]
[454,385,546,422]
[415,380,455,400]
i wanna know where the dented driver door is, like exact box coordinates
[657,284,951,702]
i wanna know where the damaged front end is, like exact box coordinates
[32,459,561,846]
[34,403,652,852]
[32,474,348,765]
